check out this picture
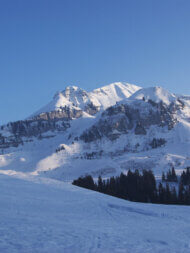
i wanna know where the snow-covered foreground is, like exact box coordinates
[1,174,190,253]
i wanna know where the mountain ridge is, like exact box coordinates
[30,82,141,118]
[0,82,190,181]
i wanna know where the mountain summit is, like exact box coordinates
[130,86,177,105]
[31,82,141,118]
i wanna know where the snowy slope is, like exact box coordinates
[130,86,177,105]
[31,86,89,117]
[31,82,141,117]
[90,82,141,110]
[1,173,190,253]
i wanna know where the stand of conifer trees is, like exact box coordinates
[72,167,190,205]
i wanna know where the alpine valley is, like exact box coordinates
[1,82,190,181]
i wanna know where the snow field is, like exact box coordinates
[0,173,190,252]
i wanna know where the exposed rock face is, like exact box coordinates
[0,134,23,149]
[0,106,84,149]
[0,118,69,149]
[32,106,83,121]
[7,118,69,137]
[84,103,100,115]
[135,122,147,135]
[149,138,166,149]
[80,100,178,143]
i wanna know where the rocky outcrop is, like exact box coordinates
[80,100,178,143]
[0,106,83,149]
[32,106,83,121]
[0,134,23,150]
[84,103,100,115]
[135,122,147,135]
[149,138,166,149]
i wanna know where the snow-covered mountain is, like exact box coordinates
[0,82,190,181]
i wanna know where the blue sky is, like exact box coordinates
[0,0,190,124]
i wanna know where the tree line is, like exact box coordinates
[72,167,190,205]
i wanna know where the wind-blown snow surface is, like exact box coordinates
[1,173,190,253]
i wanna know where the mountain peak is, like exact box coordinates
[89,82,141,109]
[130,86,176,105]
[30,82,141,117]
[53,85,83,98]
[93,82,141,95]
[65,85,79,90]
[62,85,87,97]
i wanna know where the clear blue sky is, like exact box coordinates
[0,0,190,124]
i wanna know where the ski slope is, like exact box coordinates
[0,173,190,253]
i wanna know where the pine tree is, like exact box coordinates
[158,182,165,204]
[171,187,177,204]
[166,169,172,181]
[184,186,190,205]
[165,183,172,204]
[72,168,190,206]
[178,182,185,204]
[171,167,177,182]
[97,176,103,192]
[162,172,166,182]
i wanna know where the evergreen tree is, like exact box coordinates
[178,182,185,204]
[181,168,190,185]
[171,187,177,204]
[162,172,166,182]
[158,182,165,204]
[171,167,177,182]
[97,176,104,192]
[165,183,172,204]
[184,186,190,205]
[72,167,190,206]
